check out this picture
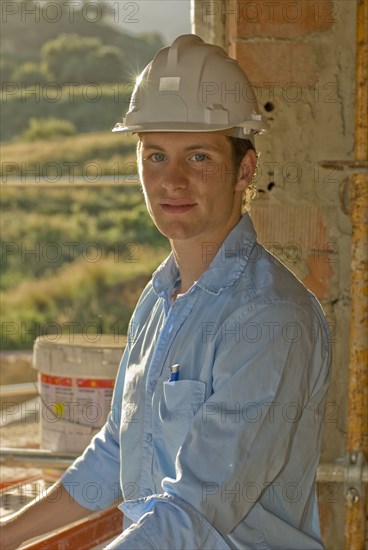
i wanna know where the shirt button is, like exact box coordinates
[145,433,152,443]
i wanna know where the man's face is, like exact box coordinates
[137,132,249,247]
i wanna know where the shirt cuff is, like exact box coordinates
[106,493,229,549]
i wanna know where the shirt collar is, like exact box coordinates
[152,213,257,297]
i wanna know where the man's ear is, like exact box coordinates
[234,149,257,191]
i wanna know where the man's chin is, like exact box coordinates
[157,224,196,242]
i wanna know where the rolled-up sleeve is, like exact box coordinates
[107,494,230,549]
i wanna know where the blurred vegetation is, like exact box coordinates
[1,0,163,76]
[41,33,124,85]
[0,1,170,350]
[1,184,170,350]
[1,0,164,141]
[1,85,132,141]
[2,130,138,177]
[21,118,77,141]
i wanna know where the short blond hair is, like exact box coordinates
[227,137,258,211]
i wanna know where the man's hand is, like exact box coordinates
[0,481,92,550]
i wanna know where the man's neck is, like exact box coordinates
[170,217,241,295]
[170,240,213,295]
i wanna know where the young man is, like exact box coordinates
[2,35,331,550]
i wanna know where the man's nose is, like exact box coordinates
[161,160,189,189]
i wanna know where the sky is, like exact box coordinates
[108,0,192,45]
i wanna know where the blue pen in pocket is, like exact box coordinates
[168,364,180,382]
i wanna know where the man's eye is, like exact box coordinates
[149,153,165,162]
[190,153,209,162]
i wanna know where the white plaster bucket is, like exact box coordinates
[32,335,125,453]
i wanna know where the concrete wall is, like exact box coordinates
[193,1,357,547]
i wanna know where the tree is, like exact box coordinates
[21,118,77,141]
[89,45,125,83]
[42,34,101,81]
[41,33,124,84]
[12,62,51,85]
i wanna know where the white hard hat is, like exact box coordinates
[113,34,269,143]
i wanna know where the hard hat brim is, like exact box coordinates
[112,121,267,136]
[113,122,237,134]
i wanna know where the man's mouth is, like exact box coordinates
[160,201,197,214]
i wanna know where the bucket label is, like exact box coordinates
[41,374,72,386]
[40,373,114,429]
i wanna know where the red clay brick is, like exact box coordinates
[227,0,336,39]
[251,203,334,300]
[230,42,318,87]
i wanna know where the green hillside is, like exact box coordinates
[1,130,138,177]
[1,0,164,141]
[0,1,168,349]
[1,180,170,350]
[1,0,163,70]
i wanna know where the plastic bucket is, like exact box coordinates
[32,335,126,453]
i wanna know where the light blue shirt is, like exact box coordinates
[61,213,331,549]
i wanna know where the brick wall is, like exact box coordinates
[224,1,357,547]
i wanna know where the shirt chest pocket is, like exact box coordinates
[157,380,206,457]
